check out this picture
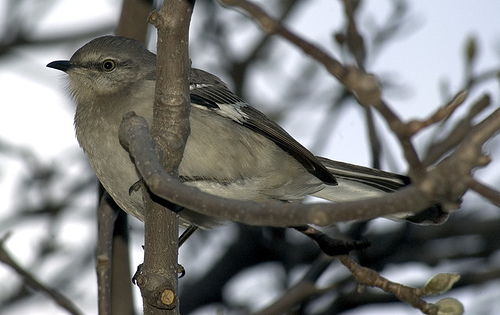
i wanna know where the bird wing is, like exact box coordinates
[189,68,337,185]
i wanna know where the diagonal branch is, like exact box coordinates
[254,255,337,315]
[404,91,468,137]
[468,179,500,207]
[423,94,491,166]
[0,233,83,315]
[219,0,346,82]
[218,0,428,181]
[338,255,439,315]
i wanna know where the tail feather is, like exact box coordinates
[313,157,448,225]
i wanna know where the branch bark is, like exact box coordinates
[338,255,440,315]
[116,0,154,42]
[132,1,194,314]
[96,192,119,315]
[119,111,477,227]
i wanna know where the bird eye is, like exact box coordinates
[101,60,116,72]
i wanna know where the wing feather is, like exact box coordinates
[189,68,337,185]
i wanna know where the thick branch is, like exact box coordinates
[133,1,193,314]
[116,0,154,41]
[119,113,442,227]
[149,6,192,174]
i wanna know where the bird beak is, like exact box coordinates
[47,60,72,72]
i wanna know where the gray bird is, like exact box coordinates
[47,35,446,228]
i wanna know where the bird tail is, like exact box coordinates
[311,157,448,225]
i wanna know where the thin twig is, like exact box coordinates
[219,0,429,181]
[405,91,468,137]
[219,0,346,82]
[468,179,500,207]
[341,0,366,68]
[339,0,382,168]
[254,255,336,315]
[96,192,119,315]
[0,233,83,315]
[338,255,439,315]
[373,100,426,180]
[423,94,491,166]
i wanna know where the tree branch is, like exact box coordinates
[217,0,427,181]
[116,0,154,42]
[96,192,119,315]
[131,1,194,314]
[423,94,491,166]
[254,255,336,315]
[404,90,468,137]
[0,233,83,315]
[468,179,500,207]
[119,112,445,226]
[338,255,440,315]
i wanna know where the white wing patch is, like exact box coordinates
[215,103,249,124]
[190,83,250,124]
[190,83,212,90]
